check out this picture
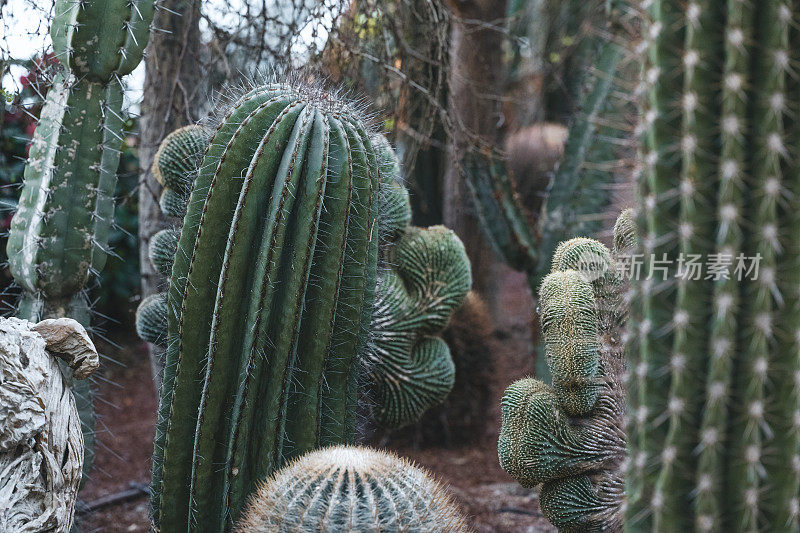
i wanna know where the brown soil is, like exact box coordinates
[77,268,554,532]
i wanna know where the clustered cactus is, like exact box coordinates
[153,124,211,219]
[6,0,155,479]
[237,445,470,532]
[498,210,634,531]
[625,1,800,530]
[135,81,471,530]
[367,137,472,429]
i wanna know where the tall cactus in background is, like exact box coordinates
[368,136,472,429]
[467,0,635,284]
[626,1,800,531]
[5,0,155,478]
[498,211,634,531]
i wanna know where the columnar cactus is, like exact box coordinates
[149,83,382,531]
[236,445,470,532]
[466,0,633,280]
[498,211,634,531]
[5,0,155,480]
[367,137,472,428]
[140,89,471,529]
[626,1,800,531]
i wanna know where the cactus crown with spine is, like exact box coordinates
[236,445,470,533]
[139,80,470,530]
[498,210,635,531]
[626,1,800,531]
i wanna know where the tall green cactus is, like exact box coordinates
[626,1,800,531]
[498,211,634,531]
[6,0,154,480]
[140,92,470,530]
[236,445,470,532]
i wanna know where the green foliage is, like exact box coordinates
[236,446,470,532]
[498,212,633,531]
[626,2,800,531]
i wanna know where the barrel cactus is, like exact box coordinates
[367,137,472,429]
[5,0,154,480]
[626,1,800,530]
[498,210,634,531]
[236,445,470,532]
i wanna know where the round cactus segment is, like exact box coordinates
[369,225,471,428]
[539,270,601,416]
[152,124,210,191]
[612,208,636,252]
[236,446,470,532]
[158,188,188,218]
[551,238,613,285]
[136,292,168,347]
[148,229,179,277]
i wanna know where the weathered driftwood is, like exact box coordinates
[0,317,98,532]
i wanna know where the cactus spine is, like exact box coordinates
[498,211,633,531]
[236,446,470,532]
[626,1,800,530]
[150,83,383,531]
[5,0,154,480]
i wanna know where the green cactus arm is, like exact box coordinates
[118,0,156,76]
[61,0,133,81]
[90,79,124,274]
[464,151,539,272]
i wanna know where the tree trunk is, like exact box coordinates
[442,0,508,296]
[139,0,203,391]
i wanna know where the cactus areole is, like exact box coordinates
[152,83,383,531]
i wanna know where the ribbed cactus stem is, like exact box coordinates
[152,84,382,531]
[236,446,470,532]
[627,2,800,530]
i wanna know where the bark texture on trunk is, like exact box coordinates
[443,0,508,295]
[138,0,203,390]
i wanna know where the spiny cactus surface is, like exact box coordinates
[151,83,383,531]
[498,211,634,531]
[626,1,800,531]
[152,124,211,219]
[236,445,470,533]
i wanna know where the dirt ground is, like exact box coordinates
[78,268,555,532]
